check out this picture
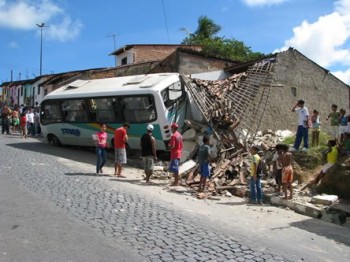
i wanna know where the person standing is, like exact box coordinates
[20,112,27,139]
[197,135,211,192]
[311,109,321,147]
[249,145,262,204]
[11,106,20,134]
[168,123,183,186]
[1,105,12,134]
[291,100,309,151]
[140,124,157,183]
[114,123,130,178]
[326,104,340,142]
[339,108,348,143]
[95,123,108,176]
[26,108,35,136]
[272,144,283,194]
[279,144,294,200]
[34,107,41,136]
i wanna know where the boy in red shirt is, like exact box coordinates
[20,112,27,138]
[168,123,183,186]
[114,123,130,177]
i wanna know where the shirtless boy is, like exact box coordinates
[279,144,294,200]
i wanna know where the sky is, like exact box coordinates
[1,0,350,85]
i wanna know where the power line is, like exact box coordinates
[161,0,170,43]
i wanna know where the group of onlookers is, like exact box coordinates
[93,122,188,187]
[290,100,350,153]
[249,101,350,204]
[1,103,41,138]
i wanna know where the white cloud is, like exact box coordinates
[275,0,350,84]
[241,0,288,7]
[333,68,350,84]
[0,0,82,42]
[46,17,83,42]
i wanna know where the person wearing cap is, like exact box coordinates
[168,122,183,186]
[114,122,130,178]
[140,124,157,183]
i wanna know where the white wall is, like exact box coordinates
[189,70,229,80]
[116,51,135,66]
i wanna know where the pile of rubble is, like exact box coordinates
[177,120,294,199]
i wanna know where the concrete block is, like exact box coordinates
[311,195,338,205]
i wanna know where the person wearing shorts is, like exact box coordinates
[140,124,157,183]
[279,144,294,200]
[168,123,183,186]
[197,135,211,192]
[12,107,20,134]
[114,123,130,178]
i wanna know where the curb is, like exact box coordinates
[267,195,322,218]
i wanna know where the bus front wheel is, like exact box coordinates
[48,135,61,146]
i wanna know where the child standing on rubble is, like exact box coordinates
[279,144,294,200]
[326,104,340,142]
[197,135,211,192]
[272,144,283,194]
[311,109,321,147]
[249,145,263,204]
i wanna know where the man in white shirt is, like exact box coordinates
[26,108,35,136]
[291,100,309,151]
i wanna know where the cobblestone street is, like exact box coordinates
[1,134,350,262]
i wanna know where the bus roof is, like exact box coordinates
[43,73,181,100]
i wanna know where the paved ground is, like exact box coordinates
[1,133,350,262]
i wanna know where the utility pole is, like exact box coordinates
[36,23,46,76]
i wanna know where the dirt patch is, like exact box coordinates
[292,151,322,184]
[293,151,322,170]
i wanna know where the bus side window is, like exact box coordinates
[94,98,115,122]
[121,96,156,123]
[61,99,89,122]
[41,102,63,124]
[112,98,125,122]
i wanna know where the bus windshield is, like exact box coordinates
[161,82,185,109]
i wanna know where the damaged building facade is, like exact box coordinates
[188,47,350,137]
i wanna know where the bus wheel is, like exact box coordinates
[49,135,61,146]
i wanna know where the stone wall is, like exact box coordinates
[260,49,349,133]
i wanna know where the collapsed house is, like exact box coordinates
[177,48,350,198]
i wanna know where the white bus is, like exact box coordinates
[40,73,188,151]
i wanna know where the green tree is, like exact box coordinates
[181,16,265,62]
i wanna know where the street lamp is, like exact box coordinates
[36,23,45,76]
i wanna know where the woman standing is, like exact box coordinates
[94,123,108,175]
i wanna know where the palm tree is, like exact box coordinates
[194,15,222,39]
